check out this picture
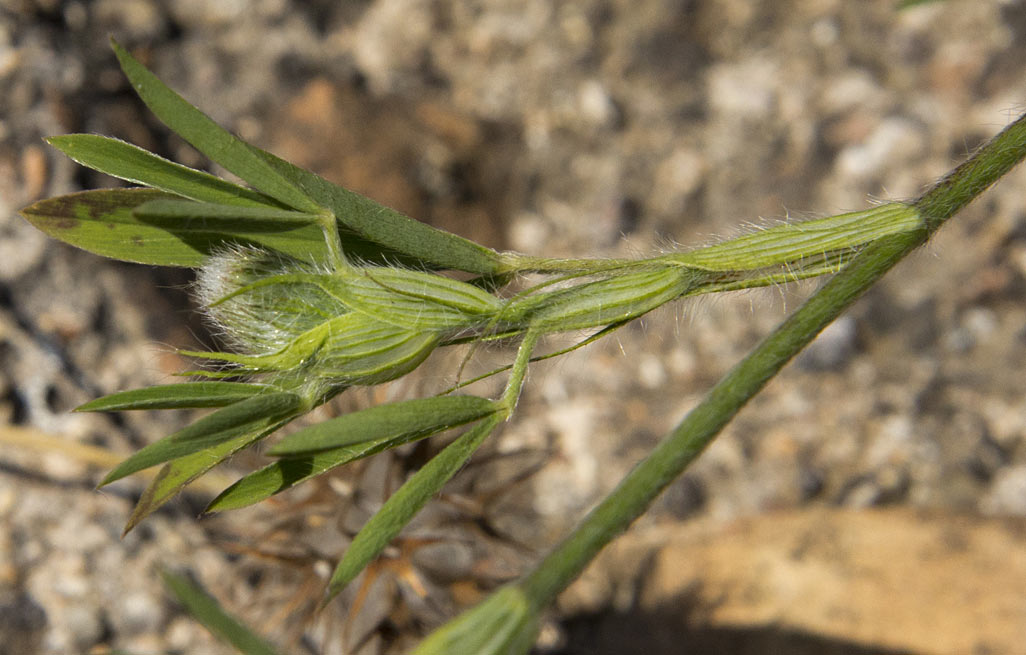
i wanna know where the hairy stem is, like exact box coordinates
[520,230,921,603]
[516,110,1026,609]
[406,110,1026,653]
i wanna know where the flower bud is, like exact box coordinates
[194,246,343,355]
[334,265,504,330]
[191,247,442,387]
[507,267,694,332]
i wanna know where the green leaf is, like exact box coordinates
[162,570,283,655]
[37,40,508,272]
[133,199,321,224]
[123,417,293,534]
[20,188,334,267]
[269,395,497,456]
[100,392,303,486]
[249,146,507,275]
[46,134,281,208]
[410,585,539,655]
[204,451,354,512]
[206,427,433,512]
[22,188,208,267]
[75,382,274,412]
[208,405,502,513]
[326,413,502,599]
[111,39,322,214]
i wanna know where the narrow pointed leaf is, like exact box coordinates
[20,188,332,267]
[46,134,280,208]
[111,39,322,214]
[249,146,507,275]
[269,395,497,456]
[100,392,302,486]
[204,451,358,512]
[75,382,274,412]
[162,570,282,655]
[207,411,496,512]
[123,419,292,534]
[411,585,539,655]
[326,413,503,599]
[22,188,208,266]
[134,199,321,224]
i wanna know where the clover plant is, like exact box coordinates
[20,39,1026,653]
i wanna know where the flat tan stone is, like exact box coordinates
[562,508,1026,654]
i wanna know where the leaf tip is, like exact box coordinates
[319,583,344,611]
[97,468,123,489]
[121,515,142,538]
[109,35,125,54]
[98,455,141,488]
[73,398,103,413]
[200,494,225,515]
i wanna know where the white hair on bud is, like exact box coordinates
[193,245,341,356]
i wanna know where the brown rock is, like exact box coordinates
[562,508,1026,655]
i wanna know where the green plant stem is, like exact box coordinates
[915,113,1026,225]
[501,254,638,275]
[519,230,919,604]
[515,110,1026,610]
[500,330,541,412]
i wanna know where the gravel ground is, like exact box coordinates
[2,1,1026,653]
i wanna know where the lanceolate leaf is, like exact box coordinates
[32,41,510,272]
[133,199,321,224]
[76,382,274,412]
[206,416,485,512]
[326,412,503,599]
[122,418,293,534]
[111,39,322,214]
[249,146,507,275]
[204,450,359,512]
[162,570,283,655]
[268,395,498,456]
[23,188,204,267]
[101,392,303,486]
[20,188,332,267]
[410,585,539,655]
[46,134,281,208]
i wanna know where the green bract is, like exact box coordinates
[188,247,445,386]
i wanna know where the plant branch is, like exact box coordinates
[516,109,1026,609]
[519,229,922,604]
[413,110,1026,652]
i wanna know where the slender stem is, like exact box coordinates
[319,209,348,269]
[501,254,639,274]
[914,111,1026,226]
[520,231,921,602]
[500,331,541,412]
[516,109,1026,608]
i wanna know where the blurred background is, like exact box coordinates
[2,1,1026,653]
